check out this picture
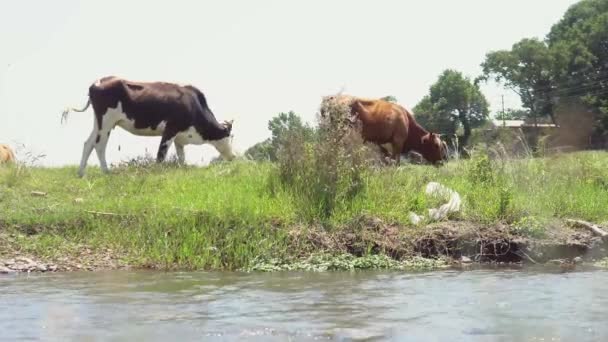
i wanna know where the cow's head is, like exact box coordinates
[211,119,236,161]
[419,132,445,165]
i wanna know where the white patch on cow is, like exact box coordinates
[210,136,236,161]
[117,119,167,136]
[175,127,235,160]
[78,101,166,177]
[86,101,166,136]
[174,127,205,145]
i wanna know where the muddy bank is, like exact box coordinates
[2,217,608,273]
[0,233,128,274]
[288,216,608,266]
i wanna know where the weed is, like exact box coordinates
[512,216,547,238]
[274,99,378,222]
[245,253,448,272]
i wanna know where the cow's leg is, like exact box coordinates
[93,114,119,174]
[377,145,392,165]
[378,143,395,165]
[391,139,405,166]
[157,129,177,163]
[78,127,98,177]
[94,129,112,174]
[175,142,185,164]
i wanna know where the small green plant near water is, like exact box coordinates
[462,151,517,221]
[511,216,547,238]
[467,153,494,186]
[497,184,513,220]
[245,253,448,272]
[593,258,608,269]
[578,155,608,191]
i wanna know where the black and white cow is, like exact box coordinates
[62,76,236,177]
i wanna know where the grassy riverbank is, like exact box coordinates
[2,151,608,272]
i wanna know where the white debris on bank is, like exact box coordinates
[409,182,462,225]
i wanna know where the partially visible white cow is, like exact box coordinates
[0,144,16,165]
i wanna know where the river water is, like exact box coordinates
[1,269,607,341]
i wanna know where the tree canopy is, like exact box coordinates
[414,69,489,145]
[479,38,555,124]
[244,111,314,161]
[479,0,608,139]
[548,0,608,133]
[380,95,398,103]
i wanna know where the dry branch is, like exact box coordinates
[566,219,608,240]
[85,210,123,217]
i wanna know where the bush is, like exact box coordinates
[463,150,518,221]
[512,216,546,238]
[274,99,379,222]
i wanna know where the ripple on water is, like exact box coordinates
[1,270,608,341]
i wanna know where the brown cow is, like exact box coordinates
[321,95,446,164]
[0,144,16,165]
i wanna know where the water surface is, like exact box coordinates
[1,269,607,341]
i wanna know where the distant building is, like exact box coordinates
[490,119,559,129]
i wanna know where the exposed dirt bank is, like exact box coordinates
[2,217,607,274]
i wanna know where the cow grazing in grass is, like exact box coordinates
[321,94,446,165]
[0,144,16,165]
[62,76,236,177]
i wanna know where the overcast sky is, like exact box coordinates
[0,0,579,166]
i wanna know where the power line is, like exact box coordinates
[488,70,608,97]
[494,78,608,102]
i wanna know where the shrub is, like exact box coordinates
[463,150,519,221]
[274,98,378,222]
[512,216,546,238]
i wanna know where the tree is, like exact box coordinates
[244,139,273,161]
[415,69,490,145]
[380,95,398,103]
[413,96,457,135]
[479,38,556,125]
[479,0,608,142]
[244,111,314,161]
[547,0,608,136]
[268,111,314,159]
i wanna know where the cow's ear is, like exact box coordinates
[224,119,234,131]
[421,133,430,143]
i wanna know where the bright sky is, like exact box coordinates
[0,0,579,167]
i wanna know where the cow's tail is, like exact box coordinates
[61,97,91,124]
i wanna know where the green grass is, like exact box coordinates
[2,151,608,270]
